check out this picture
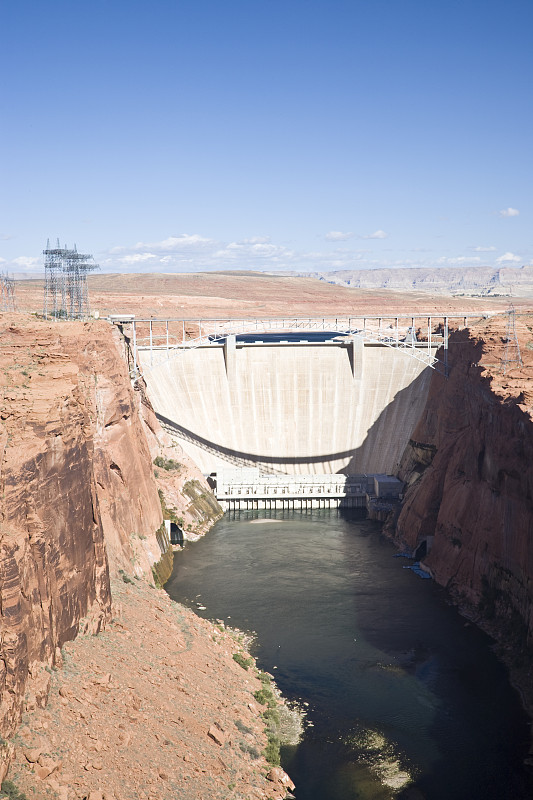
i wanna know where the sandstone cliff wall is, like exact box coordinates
[0,314,220,746]
[394,318,533,651]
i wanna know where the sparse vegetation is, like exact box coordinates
[262,707,280,727]
[264,734,281,765]
[239,740,261,759]
[151,566,162,589]
[235,719,254,735]
[254,687,276,708]
[233,652,253,670]
[153,456,182,471]
[0,781,29,800]
[118,569,134,585]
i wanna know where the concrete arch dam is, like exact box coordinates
[138,334,436,476]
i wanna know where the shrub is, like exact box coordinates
[253,688,276,708]
[118,569,134,585]
[151,567,162,589]
[262,707,280,727]
[1,781,29,800]
[264,734,281,765]
[153,456,181,471]
[235,719,253,735]
[239,741,261,759]
[233,652,253,670]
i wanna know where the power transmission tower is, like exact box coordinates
[0,272,16,311]
[501,305,523,375]
[43,239,99,319]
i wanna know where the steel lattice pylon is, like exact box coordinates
[43,239,99,320]
[0,272,16,311]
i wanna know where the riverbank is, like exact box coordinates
[5,577,294,800]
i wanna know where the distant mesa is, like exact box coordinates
[290,265,533,298]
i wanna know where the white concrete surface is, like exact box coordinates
[139,341,433,475]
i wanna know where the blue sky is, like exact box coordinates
[1,0,531,274]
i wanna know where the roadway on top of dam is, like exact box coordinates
[110,311,495,376]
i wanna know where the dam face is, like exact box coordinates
[139,338,434,476]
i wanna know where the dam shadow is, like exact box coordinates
[155,367,432,476]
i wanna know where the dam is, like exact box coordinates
[115,314,478,481]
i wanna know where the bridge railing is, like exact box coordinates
[110,312,495,378]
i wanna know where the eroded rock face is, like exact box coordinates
[0,315,167,737]
[395,319,533,643]
[138,387,223,541]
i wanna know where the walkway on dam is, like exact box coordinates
[109,312,493,377]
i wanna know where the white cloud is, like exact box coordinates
[499,207,520,218]
[86,229,530,275]
[325,231,354,242]
[239,236,271,245]
[437,256,482,265]
[214,241,293,262]
[158,234,213,250]
[362,230,388,239]
[12,256,40,268]
[496,252,522,263]
[0,234,14,241]
[110,233,213,254]
[117,253,157,264]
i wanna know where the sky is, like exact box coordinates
[1,0,532,275]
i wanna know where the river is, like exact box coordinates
[165,510,532,799]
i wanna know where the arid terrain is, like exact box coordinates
[14,271,524,320]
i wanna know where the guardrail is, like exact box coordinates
[109,312,496,378]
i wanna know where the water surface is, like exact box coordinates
[165,511,532,799]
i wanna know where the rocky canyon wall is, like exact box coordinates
[0,314,220,747]
[394,315,533,658]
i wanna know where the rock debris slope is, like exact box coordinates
[7,579,292,800]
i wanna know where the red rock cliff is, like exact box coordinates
[395,314,533,649]
[0,315,175,741]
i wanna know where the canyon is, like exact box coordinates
[0,272,533,797]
